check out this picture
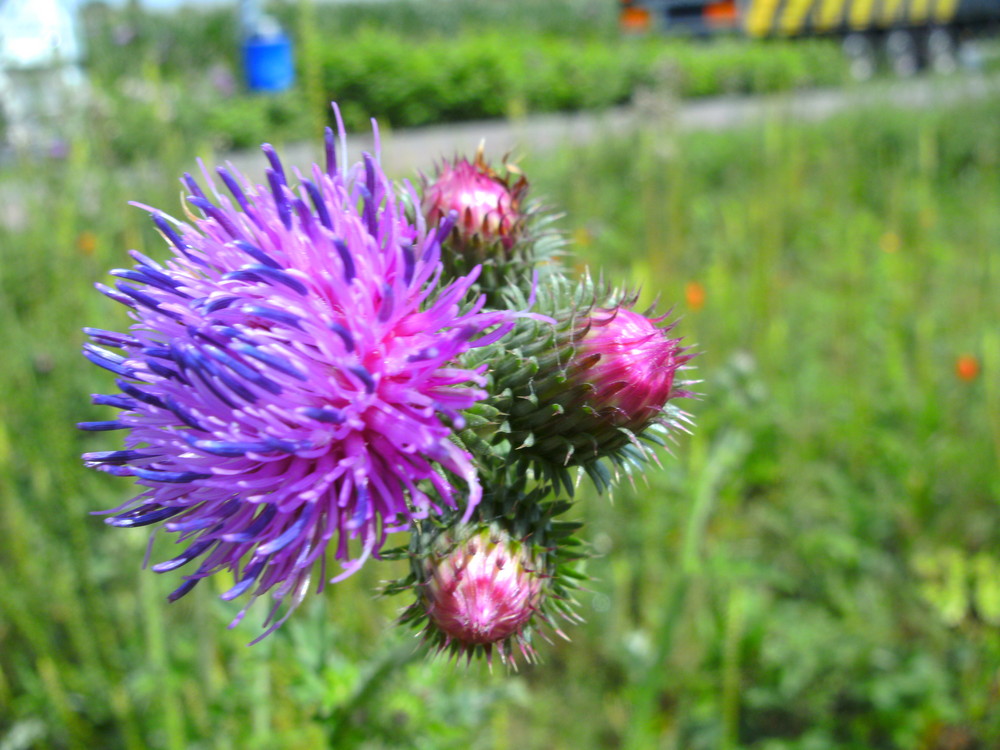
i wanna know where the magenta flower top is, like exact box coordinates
[422,527,544,667]
[426,530,540,642]
[576,307,688,430]
[422,156,520,250]
[80,118,515,640]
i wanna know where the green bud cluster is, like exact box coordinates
[387,150,696,667]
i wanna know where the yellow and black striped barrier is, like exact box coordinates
[619,0,987,37]
[744,0,964,37]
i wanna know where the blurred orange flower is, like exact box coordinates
[955,355,980,382]
[685,281,705,311]
[76,231,98,257]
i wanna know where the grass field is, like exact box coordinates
[0,88,998,749]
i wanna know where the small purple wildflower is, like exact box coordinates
[80,110,514,640]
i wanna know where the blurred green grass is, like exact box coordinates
[1,88,999,749]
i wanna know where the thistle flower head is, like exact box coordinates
[424,526,543,650]
[387,476,587,668]
[422,148,525,253]
[418,148,557,307]
[460,279,695,494]
[574,306,685,432]
[79,110,515,640]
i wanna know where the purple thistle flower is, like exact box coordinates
[80,111,515,640]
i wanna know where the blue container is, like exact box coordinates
[242,32,295,93]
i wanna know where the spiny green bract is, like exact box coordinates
[421,149,567,307]
[455,275,696,498]
[384,473,588,669]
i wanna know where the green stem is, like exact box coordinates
[721,588,746,750]
[624,430,749,749]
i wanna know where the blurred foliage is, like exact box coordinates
[526,99,1000,747]
[317,31,844,131]
[1,27,999,749]
[74,0,845,159]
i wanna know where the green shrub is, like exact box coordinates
[315,32,845,132]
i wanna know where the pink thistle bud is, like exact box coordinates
[389,487,587,667]
[574,307,689,432]
[481,285,696,482]
[422,527,543,665]
[422,150,525,252]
